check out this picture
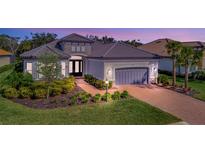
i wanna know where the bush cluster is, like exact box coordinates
[1,75,76,99]
[191,70,205,81]
[158,74,169,86]
[68,90,129,105]
[84,74,112,90]
[70,92,91,105]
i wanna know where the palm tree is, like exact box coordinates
[178,46,203,90]
[166,41,182,87]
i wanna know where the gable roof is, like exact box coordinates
[60,33,94,43]
[20,40,70,59]
[137,38,174,57]
[90,41,159,59]
[0,49,12,56]
[138,39,205,57]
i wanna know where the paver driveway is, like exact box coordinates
[76,79,205,124]
[119,85,205,125]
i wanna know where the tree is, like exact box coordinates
[37,53,61,99]
[0,34,20,54]
[166,41,182,87]
[17,33,57,56]
[31,32,57,48]
[178,46,203,90]
[123,39,143,47]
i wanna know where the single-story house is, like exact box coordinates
[20,33,159,85]
[138,39,205,74]
[0,49,12,67]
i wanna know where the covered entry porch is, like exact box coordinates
[69,56,84,77]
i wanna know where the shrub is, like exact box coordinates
[4,71,33,89]
[80,95,89,104]
[50,87,62,96]
[120,90,129,99]
[108,81,113,89]
[101,93,112,102]
[95,80,106,89]
[158,74,169,86]
[19,87,33,98]
[0,64,14,74]
[92,93,101,103]
[31,81,46,89]
[112,91,121,100]
[33,88,46,99]
[3,88,19,98]
[191,70,205,80]
[84,74,112,90]
[70,95,78,105]
[0,85,12,95]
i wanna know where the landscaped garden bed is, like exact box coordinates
[84,74,112,89]
[157,73,205,101]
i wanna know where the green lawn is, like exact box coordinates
[0,97,180,125]
[168,76,205,101]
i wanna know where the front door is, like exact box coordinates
[69,60,83,76]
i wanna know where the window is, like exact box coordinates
[69,61,73,73]
[61,61,66,76]
[26,62,32,74]
[76,46,80,52]
[71,46,75,51]
[81,46,85,52]
[75,61,79,72]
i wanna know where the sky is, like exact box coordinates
[0,28,205,43]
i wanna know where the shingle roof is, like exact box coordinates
[89,41,159,59]
[20,33,159,60]
[60,33,94,43]
[0,49,12,56]
[20,40,70,59]
[181,41,204,48]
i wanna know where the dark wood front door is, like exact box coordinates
[69,60,83,76]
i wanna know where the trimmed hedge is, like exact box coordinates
[84,74,112,90]
[92,93,101,103]
[3,88,19,98]
[19,87,33,98]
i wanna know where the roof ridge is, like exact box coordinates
[103,42,118,57]
[46,45,70,58]
[120,41,159,57]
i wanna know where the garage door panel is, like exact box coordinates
[115,68,148,85]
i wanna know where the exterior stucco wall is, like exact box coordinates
[103,59,158,84]
[84,58,104,80]
[23,59,69,80]
[0,56,10,67]
[159,58,198,74]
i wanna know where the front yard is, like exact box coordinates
[0,97,180,125]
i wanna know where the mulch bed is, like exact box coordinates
[156,84,199,97]
[11,86,87,109]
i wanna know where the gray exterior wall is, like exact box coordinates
[85,58,158,84]
[84,58,104,80]
[159,58,198,74]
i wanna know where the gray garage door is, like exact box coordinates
[115,68,148,85]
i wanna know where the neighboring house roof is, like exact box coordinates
[90,41,159,59]
[0,49,12,56]
[20,40,70,59]
[137,38,174,57]
[59,33,94,43]
[181,41,204,48]
[138,39,205,57]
